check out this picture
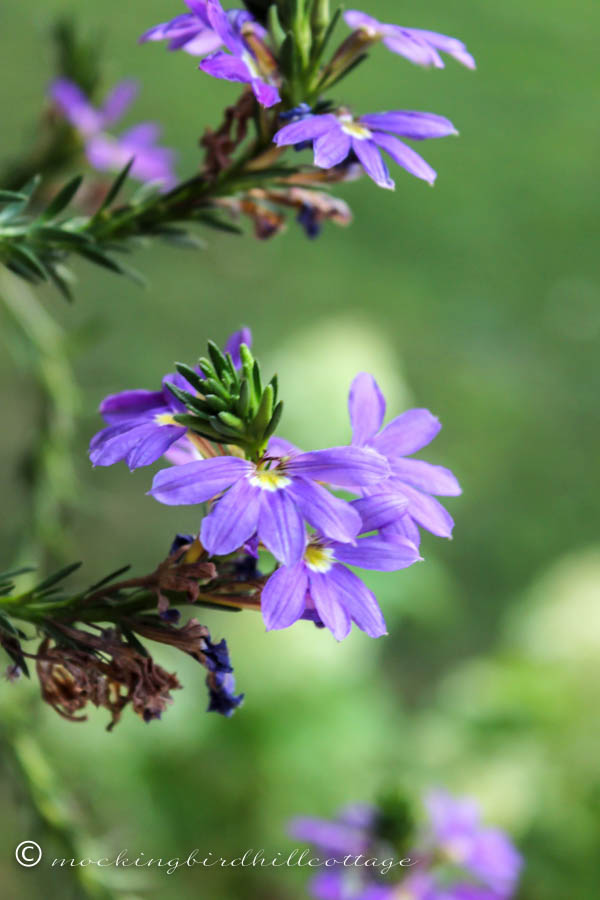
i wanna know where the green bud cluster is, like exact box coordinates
[169,342,283,460]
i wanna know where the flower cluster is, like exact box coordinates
[140,0,475,190]
[50,78,177,187]
[89,328,460,642]
[290,790,522,900]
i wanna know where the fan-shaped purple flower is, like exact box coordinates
[149,447,391,566]
[273,110,457,188]
[347,373,461,545]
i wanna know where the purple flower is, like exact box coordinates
[140,0,223,56]
[50,78,176,187]
[89,373,189,470]
[273,110,457,188]
[202,634,244,716]
[90,328,251,471]
[290,805,376,856]
[149,446,391,568]
[199,0,281,108]
[261,527,421,640]
[347,374,461,546]
[344,11,475,70]
[425,791,522,898]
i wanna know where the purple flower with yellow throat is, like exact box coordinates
[343,11,476,70]
[261,524,420,640]
[348,374,461,546]
[89,329,250,471]
[50,79,177,188]
[198,0,280,107]
[273,110,457,188]
[149,446,391,566]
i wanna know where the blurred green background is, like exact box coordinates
[1,0,599,897]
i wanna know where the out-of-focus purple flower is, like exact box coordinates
[224,325,252,367]
[261,528,420,640]
[273,110,457,188]
[140,0,223,56]
[347,373,461,546]
[50,78,177,187]
[149,446,391,566]
[290,805,376,856]
[344,11,476,70]
[425,791,522,898]
[199,0,281,108]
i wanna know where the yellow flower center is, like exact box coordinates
[249,467,291,492]
[154,412,178,426]
[339,116,372,140]
[304,545,335,573]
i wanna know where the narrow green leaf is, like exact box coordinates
[40,175,83,220]
[34,561,82,593]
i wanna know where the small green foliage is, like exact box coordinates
[170,341,283,460]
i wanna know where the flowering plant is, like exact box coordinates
[0,2,474,297]
[0,328,460,726]
[290,790,522,900]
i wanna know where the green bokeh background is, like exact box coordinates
[1,0,599,897]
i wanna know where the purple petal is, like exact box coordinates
[380,513,422,548]
[273,114,339,147]
[371,132,436,184]
[327,565,387,637]
[200,477,261,555]
[366,132,434,186]
[390,458,461,496]
[205,0,244,54]
[348,372,386,445]
[372,408,441,457]
[99,390,166,423]
[351,493,409,533]
[351,138,395,190]
[288,446,390,486]
[100,80,138,127]
[49,78,100,136]
[224,327,252,367]
[360,111,457,140]
[343,11,382,33]
[163,435,202,466]
[307,571,352,641]
[119,122,161,148]
[261,563,308,630]
[258,490,306,565]
[382,31,444,67]
[407,28,476,69]
[332,535,421,571]
[199,51,252,84]
[126,425,186,470]
[289,815,368,855]
[468,829,523,895]
[313,128,351,169]
[90,422,181,469]
[149,456,251,505]
[392,482,455,538]
[176,30,223,55]
[251,79,281,109]
[286,478,362,544]
[185,0,211,21]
